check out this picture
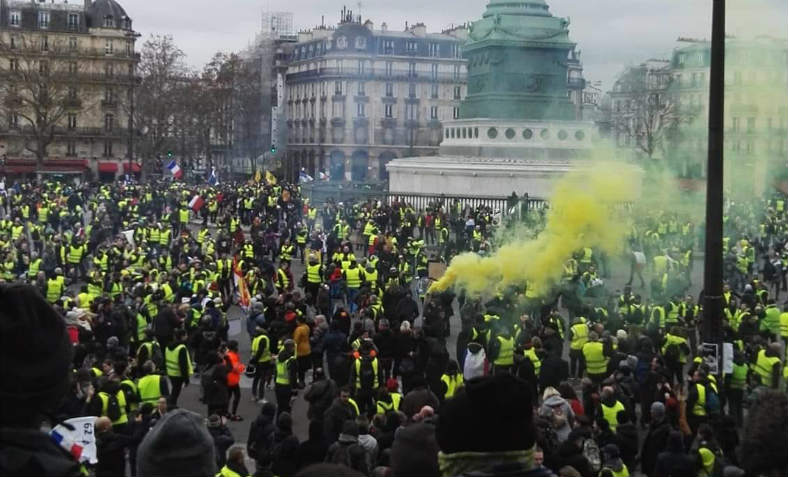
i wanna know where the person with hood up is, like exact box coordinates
[271,412,300,477]
[295,420,329,470]
[136,408,217,477]
[304,368,338,422]
[538,387,575,443]
[652,431,694,477]
[207,414,234,470]
[600,443,629,477]
[325,419,370,476]
[436,374,556,477]
[0,287,94,475]
[247,402,277,475]
[639,402,672,477]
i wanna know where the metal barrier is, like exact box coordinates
[302,182,547,217]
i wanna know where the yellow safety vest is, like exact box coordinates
[27,258,42,278]
[524,347,541,376]
[752,349,780,388]
[779,312,788,339]
[601,400,625,432]
[46,277,64,303]
[570,323,589,350]
[345,267,362,289]
[440,374,464,398]
[729,362,748,390]
[583,341,608,376]
[137,374,162,405]
[98,390,128,426]
[275,356,294,386]
[376,392,402,414]
[494,336,514,366]
[692,382,707,416]
[307,263,322,284]
[215,465,244,477]
[251,335,272,363]
[354,356,378,389]
[165,344,193,378]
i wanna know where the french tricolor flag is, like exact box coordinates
[188,195,205,212]
[167,160,183,179]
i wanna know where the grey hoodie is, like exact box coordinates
[538,394,575,442]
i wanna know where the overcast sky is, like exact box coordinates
[119,0,787,90]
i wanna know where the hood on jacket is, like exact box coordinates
[0,427,82,477]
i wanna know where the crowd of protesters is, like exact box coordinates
[0,174,786,477]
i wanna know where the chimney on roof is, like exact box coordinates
[364,19,374,31]
[381,22,387,32]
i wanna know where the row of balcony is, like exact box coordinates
[287,67,466,83]
[0,125,126,137]
[286,117,440,128]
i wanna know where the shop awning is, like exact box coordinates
[1,165,35,174]
[98,162,119,173]
[123,162,142,173]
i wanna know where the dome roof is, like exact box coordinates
[86,0,131,29]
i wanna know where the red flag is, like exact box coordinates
[188,195,204,212]
[233,257,250,309]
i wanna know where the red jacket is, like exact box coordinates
[225,351,245,387]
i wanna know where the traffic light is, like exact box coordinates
[167,150,173,158]
[270,144,277,154]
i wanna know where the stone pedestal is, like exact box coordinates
[387,118,594,198]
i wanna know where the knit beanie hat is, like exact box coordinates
[436,374,534,454]
[391,422,439,477]
[137,409,216,477]
[0,284,73,426]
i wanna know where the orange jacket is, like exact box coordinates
[293,323,312,357]
[225,351,245,387]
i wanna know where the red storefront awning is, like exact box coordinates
[123,162,142,173]
[2,165,35,174]
[1,158,88,174]
[98,162,119,173]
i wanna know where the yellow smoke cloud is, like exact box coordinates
[431,161,642,298]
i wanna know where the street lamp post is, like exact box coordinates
[702,0,725,371]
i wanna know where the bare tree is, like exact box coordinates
[608,65,691,160]
[0,33,91,171]
[134,34,187,177]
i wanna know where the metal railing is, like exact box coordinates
[301,182,547,215]
[287,67,466,84]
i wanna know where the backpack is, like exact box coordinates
[104,392,122,421]
[706,387,721,415]
[359,356,377,387]
[582,437,602,473]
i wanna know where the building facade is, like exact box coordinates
[0,0,138,179]
[284,9,468,183]
[606,36,788,192]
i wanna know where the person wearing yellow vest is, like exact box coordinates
[582,331,611,384]
[343,260,365,314]
[661,326,690,385]
[276,262,293,293]
[275,339,298,415]
[304,256,323,305]
[779,305,788,349]
[137,360,170,407]
[216,446,250,477]
[27,252,42,280]
[686,368,711,435]
[46,268,66,304]
[599,386,626,433]
[726,351,748,426]
[751,344,782,389]
[375,381,403,414]
[488,326,515,375]
[87,377,129,433]
[569,316,589,378]
[600,443,630,477]
[350,339,380,416]
[250,327,273,402]
[439,360,464,401]
[164,329,193,407]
